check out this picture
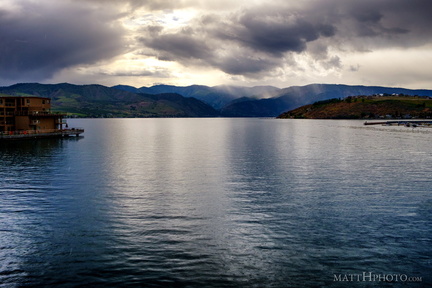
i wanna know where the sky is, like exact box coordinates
[1,0,432,89]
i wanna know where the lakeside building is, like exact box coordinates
[0,95,83,139]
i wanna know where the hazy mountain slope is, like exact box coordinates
[148,85,235,109]
[113,84,281,109]
[140,93,219,117]
[222,84,432,117]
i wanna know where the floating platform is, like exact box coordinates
[364,120,432,127]
[0,128,84,140]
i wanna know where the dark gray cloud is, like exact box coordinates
[232,7,336,56]
[328,0,432,45]
[137,0,432,79]
[137,3,338,76]
[0,1,126,83]
[213,54,280,76]
[141,27,212,62]
[2,0,432,85]
[76,0,196,11]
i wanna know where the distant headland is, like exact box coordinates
[277,94,432,119]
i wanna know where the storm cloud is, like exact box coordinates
[0,0,126,82]
[1,0,432,87]
[137,4,338,75]
[136,0,432,78]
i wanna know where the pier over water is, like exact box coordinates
[364,120,432,127]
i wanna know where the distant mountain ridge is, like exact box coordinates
[0,83,218,117]
[220,84,432,117]
[1,82,432,117]
[114,83,432,117]
[112,84,280,110]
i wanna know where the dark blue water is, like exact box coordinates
[1,119,431,287]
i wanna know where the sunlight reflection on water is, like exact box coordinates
[0,119,431,287]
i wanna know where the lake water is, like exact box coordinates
[1,118,431,287]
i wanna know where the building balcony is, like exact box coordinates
[14,111,67,117]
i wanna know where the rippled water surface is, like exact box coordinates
[1,118,431,287]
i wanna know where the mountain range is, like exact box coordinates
[1,82,432,117]
[113,84,432,116]
[0,83,218,117]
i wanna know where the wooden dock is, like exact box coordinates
[364,120,432,126]
[0,128,84,140]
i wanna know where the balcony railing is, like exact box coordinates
[13,111,67,116]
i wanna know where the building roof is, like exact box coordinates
[0,95,50,100]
